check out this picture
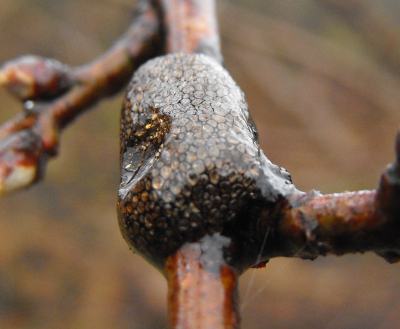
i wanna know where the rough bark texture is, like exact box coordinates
[1,0,400,328]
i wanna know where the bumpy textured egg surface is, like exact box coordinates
[118,53,295,267]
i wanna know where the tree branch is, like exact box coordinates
[159,0,222,63]
[0,0,161,195]
[2,0,400,328]
[166,235,240,329]
[250,128,400,265]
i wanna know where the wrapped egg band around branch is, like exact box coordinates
[117,53,299,270]
[2,0,400,328]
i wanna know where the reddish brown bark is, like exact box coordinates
[160,0,222,63]
[2,0,400,328]
[275,190,392,258]
[166,237,240,329]
[254,130,400,264]
[0,0,161,194]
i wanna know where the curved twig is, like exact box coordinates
[0,0,161,195]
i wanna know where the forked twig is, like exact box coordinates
[0,0,161,194]
[1,0,400,328]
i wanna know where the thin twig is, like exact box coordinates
[254,129,400,264]
[0,0,161,194]
[159,0,222,63]
[166,235,240,329]
[150,1,235,327]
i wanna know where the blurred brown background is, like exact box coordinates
[1,0,400,328]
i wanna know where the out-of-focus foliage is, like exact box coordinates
[1,0,400,328]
